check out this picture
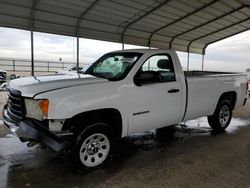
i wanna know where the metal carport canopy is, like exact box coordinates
[0,0,250,55]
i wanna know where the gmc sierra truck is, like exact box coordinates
[2,49,248,168]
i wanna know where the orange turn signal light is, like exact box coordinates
[39,99,49,118]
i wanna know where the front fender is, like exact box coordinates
[34,83,129,137]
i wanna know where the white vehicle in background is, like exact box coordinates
[0,82,7,90]
[66,66,85,73]
[56,66,89,74]
[0,73,19,91]
[2,49,248,169]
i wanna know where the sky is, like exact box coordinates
[0,27,249,72]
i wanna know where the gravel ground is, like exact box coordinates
[0,91,250,188]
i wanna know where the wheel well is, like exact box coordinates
[218,91,237,109]
[63,108,123,138]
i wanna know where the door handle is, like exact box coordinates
[168,89,180,93]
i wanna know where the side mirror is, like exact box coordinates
[134,71,160,86]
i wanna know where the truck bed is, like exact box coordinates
[183,71,247,121]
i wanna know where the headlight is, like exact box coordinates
[24,99,49,120]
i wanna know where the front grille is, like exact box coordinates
[7,89,25,122]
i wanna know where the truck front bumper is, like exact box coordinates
[2,107,69,152]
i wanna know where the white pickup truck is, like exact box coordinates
[3,49,248,168]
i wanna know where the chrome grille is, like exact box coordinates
[7,89,25,122]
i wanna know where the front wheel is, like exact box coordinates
[207,99,232,132]
[72,123,115,169]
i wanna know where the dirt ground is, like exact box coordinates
[0,91,250,188]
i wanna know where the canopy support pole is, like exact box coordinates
[122,42,124,50]
[202,54,205,71]
[30,29,34,76]
[76,36,79,72]
[29,0,39,76]
[187,52,190,71]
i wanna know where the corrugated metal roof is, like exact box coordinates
[0,0,249,54]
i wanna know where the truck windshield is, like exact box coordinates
[85,52,142,81]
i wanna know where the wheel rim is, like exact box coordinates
[79,133,110,167]
[219,105,230,127]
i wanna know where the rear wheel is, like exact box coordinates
[72,123,115,169]
[207,99,232,132]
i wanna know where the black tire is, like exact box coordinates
[207,99,232,132]
[71,123,115,169]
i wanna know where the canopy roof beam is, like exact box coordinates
[121,0,171,47]
[148,0,219,47]
[188,17,250,54]
[75,0,100,36]
[0,0,249,55]
[202,28,250,54]
[170,5,249,49]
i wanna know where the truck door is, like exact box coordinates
[125,54,183,134]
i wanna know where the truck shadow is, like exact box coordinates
[104,117,250,172]
[113,124,210,165]
[3,117,250,187]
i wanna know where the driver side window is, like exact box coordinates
[141,54,176,82]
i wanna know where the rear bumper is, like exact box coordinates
[2,106,69,152]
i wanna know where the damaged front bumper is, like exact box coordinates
[2,106,69,152]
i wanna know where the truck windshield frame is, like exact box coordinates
[85,52,143,81]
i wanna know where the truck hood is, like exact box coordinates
[8,73,108,97]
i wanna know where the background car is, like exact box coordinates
[56,66,89,74]
[0,70,7,83]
